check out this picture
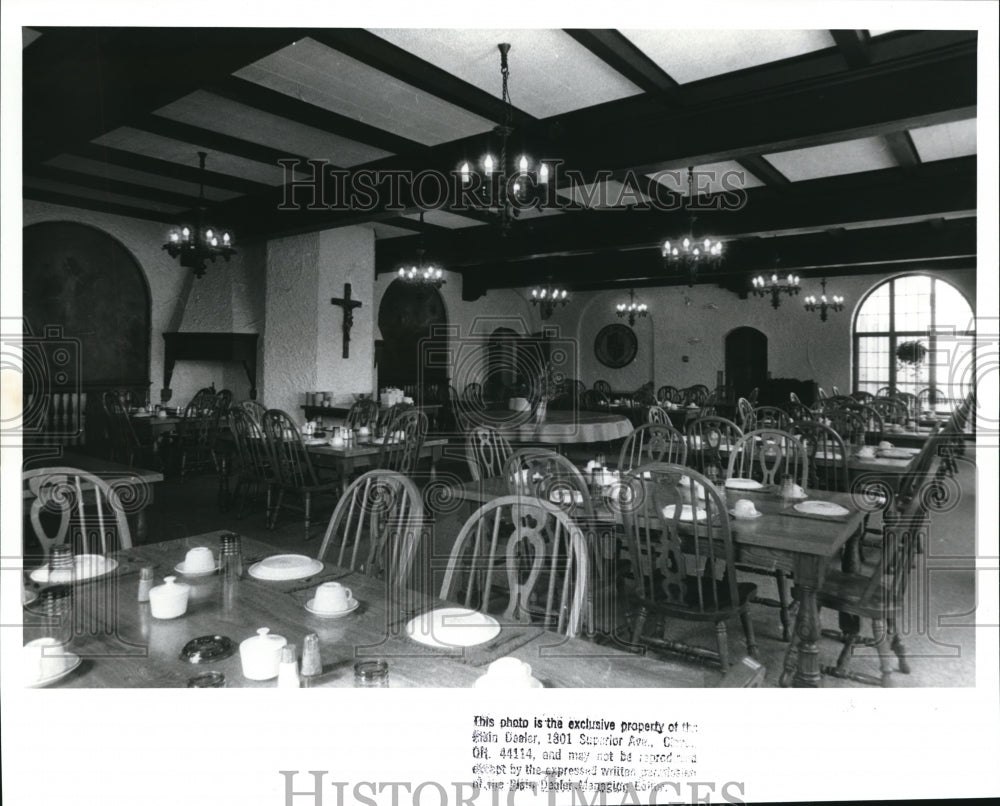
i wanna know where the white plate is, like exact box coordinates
[729,509,763,520]
[131,412,154,418]
[405,607,501,648]
[29,555,118,584]
[305,598,360,619]
[661,505,707,522]
[174,561,220,578]
[725,478,764,490]
[26,653,82,688]
[303,438,327,446]
[248,555,324,581]
[794,501,850,517]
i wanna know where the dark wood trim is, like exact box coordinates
[563,29,681,96]
[23,187,176,223]
[25,165,202,208]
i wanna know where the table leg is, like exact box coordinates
[780,555,825,687]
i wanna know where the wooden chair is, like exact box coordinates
[239,399,267,428]
[593,380,612,396]
[736,397,755,431]
[23,467,133,559]
[875,385,895,398]
[377,408,428,475]
[228,406,274,521]
[619,463,758,669]
[791,420,850,493]
[871,397,907,426]
[317,470,424,595]
[260,408,340,540]
[345,398,379,431]
[440,495,589,637]
[503,447,592,515]
[465,425,513,482]
[618,423,688,472]
[378,401,414,434]
[175,390,229,480]
[850,390,874,404]
[824,407,870,452]
[684,384,711,407]
[786,397,814,422]
[855,404,886,434]
[102,390,157,468]
[915,386,947,416]
[685,416,743,480]
[751,405,792,430]
[646,405,670,425]
[817,387,829,400]
[634,382,656,406]
[657,385,684,406]
[462,382,486,410]
[581,389,610,410]
[727,428,808,641]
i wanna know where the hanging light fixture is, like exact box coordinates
[457,43,553,236]
[163,151,235,278]
[616,289,648,326]
[803,278,845,322]
[661,167,724,285]
[751,263,801,309]
[396,212,445,289]
[530,278,570,319]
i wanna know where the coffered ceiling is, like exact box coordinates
[22,28,977,299]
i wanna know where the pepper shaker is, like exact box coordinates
[277,644,300,688]
[137,566,154,602]
[301,633,323,677]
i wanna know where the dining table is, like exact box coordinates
[22,532,712,688]
[480,409,633,445]
[450,473,865,687]
[22,450,164,543]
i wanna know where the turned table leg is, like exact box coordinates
[790,555,825,688]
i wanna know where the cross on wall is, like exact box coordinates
[330,283,363,358]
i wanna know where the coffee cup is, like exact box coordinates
[733,499,759,519]
[23,637,72,683]
[789,483,805,498]
[184,547,216,573]
[877,441,893,450]
[313,581,354,613]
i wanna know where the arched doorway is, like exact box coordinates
[22,221,151,451]
[725,326,767,401]
[376,280,448,396]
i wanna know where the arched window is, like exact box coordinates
[853,274,975,409]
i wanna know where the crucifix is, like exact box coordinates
[330,282,363,358]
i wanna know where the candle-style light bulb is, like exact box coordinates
[484,155,495,173]
[539,163,549,183]
[518,156,528,174]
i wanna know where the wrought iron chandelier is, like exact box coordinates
[396,212,445,288]
[803,278,844,322]
[457,43,552,236]
[751,267,801,309]
[616,289,648,326]
[530,279,570,319]
[661,167,724,285]
[163,152,235,278]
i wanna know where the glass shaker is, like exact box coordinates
[354,659,389,687]
[48,544,75,586]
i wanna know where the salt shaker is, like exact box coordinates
[300,633,322,677]
[277,644,300,688]
[137,566,154,602]
[49,545,75,586]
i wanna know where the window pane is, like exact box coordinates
[895,274,932,331]
[856,283,890,332]
[934,280,975,332]
[857,336,890,389]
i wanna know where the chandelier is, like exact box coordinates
[163,152,235,278]
[661,167,724,285]
[530,279,570,319]
[457,44,552,236]
[751,267,801,309]
[616,289,648,326]
[803,278,845,322]
[396,212,445,288]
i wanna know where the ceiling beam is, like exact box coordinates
[23,187,176,223]
[736,156,789,187]
[884,131,921,167]
[563,29,681,97]
[23,27,307,166]
[831,30,872,69]
[24,165,201,208]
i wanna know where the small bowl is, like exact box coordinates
[149,576,190,619]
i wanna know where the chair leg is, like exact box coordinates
[889,619,911,674]
[715,621,730,669]
[303,492,312,542]
[630,607,649,651]
[739,610,758,658]
[776,570,791,642]
[269,489,284,530]
[872,618,896,687]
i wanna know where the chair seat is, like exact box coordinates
[633,577,757,620]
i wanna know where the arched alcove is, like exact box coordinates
[725,326,767,400]
[376,279,448,392]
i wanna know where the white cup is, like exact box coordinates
[184,547,216,573]
[733,499,759,519]
[313,581,354,613]
[789,484,805,498]
[23,637,71,683]
[878,441,893,450]
[483,657,535,687]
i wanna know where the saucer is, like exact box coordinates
[174,560,220,577]
[725,478,764,490]
[26,653,82,688]
[305,598,360,619]
[729,509,763,520]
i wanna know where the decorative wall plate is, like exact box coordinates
[594,324,638,369]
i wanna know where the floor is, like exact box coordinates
[137,445,978,688]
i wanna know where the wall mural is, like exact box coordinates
[594,323,638,369]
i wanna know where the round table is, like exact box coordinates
[478,409,633,444]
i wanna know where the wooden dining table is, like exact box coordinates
[24,532,712,688]
[450,474,864,687]
[481,409,633,445]
[22,451,164,542]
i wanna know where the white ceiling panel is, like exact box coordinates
[647,160,765,195]
[156,91,393,167]
[909,118,976,162]
[620,29,836,84]
[368,29,643,118]
[401,209,485,229]
[24,177,186,214]
[44,155,242,201]
[93,127,303,185]
[557,179,652,209]
[763,136,896,181]
[236,38,495,147]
